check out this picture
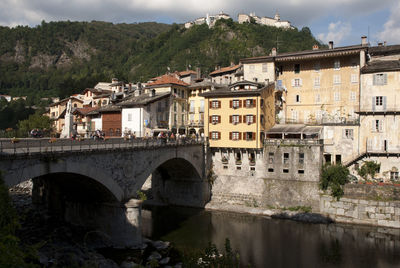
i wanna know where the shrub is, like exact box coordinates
[357,161,380,181]
[320,164,349,200]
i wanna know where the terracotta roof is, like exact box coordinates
[178,70,197,77]
[117,92,171,107]
[369,45,400,56]
[188,81,223,89]
[73,107,99,116]
[361,60,400,74]
[49,96,83,107]
[146,74,189,87]
[209,65,241,76]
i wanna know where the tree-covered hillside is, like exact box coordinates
[0,19,322,100]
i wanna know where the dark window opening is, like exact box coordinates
[283,169,289,173]
[324,154,331,164]
[268,168,274,172]
[294,64,300,74]
[298,170,305,174]
[250,167,256,171]
[237,166,241,170]
[335,155,342,164]
[223,166,228,169]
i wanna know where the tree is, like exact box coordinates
[357,161,380,181]
[17,113,53,137]
[320,164,350,200]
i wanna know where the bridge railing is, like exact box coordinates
[0,137,206,156]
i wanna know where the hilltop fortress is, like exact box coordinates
[185,11,293,29]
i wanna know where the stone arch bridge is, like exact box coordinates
[0,138,211,247]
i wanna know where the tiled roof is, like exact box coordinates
[369,45,400,56]
[96,104,121,113]
[117,92,171,107]
[361,60,400,74]
[209,65,241,76]
[49,96,83,107]
[73,107,99,116]
[178,70,197,77]
[146,74,189,87]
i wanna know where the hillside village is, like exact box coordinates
[46,36,400,184]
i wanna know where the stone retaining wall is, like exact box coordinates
[320,195,400,228]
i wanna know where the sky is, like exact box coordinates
[1,0,400,46]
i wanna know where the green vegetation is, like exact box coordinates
[320,164,350,200]
[0,172,39,267]
[357,161,381,181]
[182,238,240,267]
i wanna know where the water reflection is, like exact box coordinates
[142,206,400,268]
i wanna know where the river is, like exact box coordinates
[142,205,400,268]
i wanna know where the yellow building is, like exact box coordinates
[201,81,276,150]
[49,97,84,134]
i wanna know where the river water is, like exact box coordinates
[142,206,400,268]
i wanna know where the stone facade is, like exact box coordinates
[320,195,400,228]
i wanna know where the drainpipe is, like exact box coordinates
[256,95,259,149]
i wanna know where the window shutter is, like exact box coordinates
[218,115,221,123]
[230,100,233,108]
[372,97,376,111]
[229,115,232,123]
[218,132,221,140]
[239,100,242,108]
[254,99,257,107]
[373,74,377,85]
[383,96,387,111]
[299,78,303,86]
[239,115,242,123]
[371,120,374,132]
[384,74,388,85]
[253,132,256,140]
[253,115,256,123]
[209,101,212,107]
[209,116,212,122]
[218,101,221,108]
[239,132,242,140]
[379,120,383,132]
[229,132,232,140]
[291,79,295,87]
[209,132,211,138]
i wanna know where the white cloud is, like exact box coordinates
[317,21,352,45]
[377,2,400,44]
[0,0,397,28]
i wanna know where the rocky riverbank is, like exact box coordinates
[9,180,183,267]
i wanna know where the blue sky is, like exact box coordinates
[0,0,399,46]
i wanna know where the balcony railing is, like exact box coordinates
[264,139,323,146]
[285,116,360,125]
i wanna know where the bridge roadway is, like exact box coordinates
[0,137,211,247]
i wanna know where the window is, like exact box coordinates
[373,74,387,85]
[299,153,304,164]
[390,171,399,181]
[232,132,240,140]
[260,99,264,108]
[298,170,305,174]
[189,113,195,122]
[245,99,255,108]
[315,94,321,103]
[375,96,383,106]
[262,63,268,72]
[260,115,265,124]
[268,152,274,164]
[181,114,185,125]
[314,76,320,87]
[350,91,356,101]
[295,95,300,103]
[334,59,340,70]
[245,132,255,141]
[211,115,220,124]
[351,74,358,83]
[174,114,177,125]
[314,62,320,72]
[283,153,289,164]
[190,100,195,113]
[374,119,383,132]
[293,78,301,87]
[283,169,289,173]
[294,64,300,73]
[182,103,185,112]
[232,115,240,124]
[211,100,220,108]
[246,115,254,124]
[268,168,274,172]
[200,100,204,112]
[344,129,354,139]
[211,131,220,140]
[174,102,177,112]
[128,113,132,121]
[232,99,240,109]
[73,104,77,107]
[333,75,341,84]
[334,92,340,101]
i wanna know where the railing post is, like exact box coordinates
[26,140,29,155]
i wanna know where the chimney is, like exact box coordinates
[271,47,277,56]
[328,41,334,49]
[196,67,201,79]
[312,44,319,50]
[361,36,368,46]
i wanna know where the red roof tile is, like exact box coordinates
[209,65,240,76]
[147,74,189,87]
[178,70,197,77]
[74,107,99,115]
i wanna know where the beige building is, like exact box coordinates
[48,97,84,134]
[201,81,276,150]
[354,45,400,182]
[209,64,243,85]
[238,12,292,29]
[240,53,276,84]
[145,74,189,133]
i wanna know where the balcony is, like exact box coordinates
[358,105,400,115]
[285,116,360,126]
[264,139,323,146]
[189,120,204,127]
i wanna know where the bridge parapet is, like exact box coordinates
[0,137,207,159]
